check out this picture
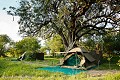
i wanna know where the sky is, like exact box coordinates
[0,0,22,42]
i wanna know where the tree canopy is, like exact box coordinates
[15,37,40,55]
[103,32,120,54]
[7,0,120,51]
[0,34,11,57]
[46,35,64,54]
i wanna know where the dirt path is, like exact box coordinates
[86,70,120,77]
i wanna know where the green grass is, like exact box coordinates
[0,57,120,80]
[95,56,120,70]
[0,57,62,77]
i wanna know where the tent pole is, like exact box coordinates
[75,52,77,74]
[75,52,77,67]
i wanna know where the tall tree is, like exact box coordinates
[7,0,120,51]
[0,35,11,57]
[46,35,64,56]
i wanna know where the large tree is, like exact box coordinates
[7,0,120,51]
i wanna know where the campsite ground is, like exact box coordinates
[0,57,120,80]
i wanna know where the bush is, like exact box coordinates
[103,73,120,80]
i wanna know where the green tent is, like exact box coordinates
[60,47,102,70]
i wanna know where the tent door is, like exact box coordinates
[64,54,80,66]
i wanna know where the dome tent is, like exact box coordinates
[60,47,101,70]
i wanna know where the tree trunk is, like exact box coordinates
[62,32,77,52]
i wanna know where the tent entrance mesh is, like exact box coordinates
[64,54,80,66]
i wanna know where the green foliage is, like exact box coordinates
[7,0,120,50]
[95,56,120,70]
[103,34,115,53]
[7,37,41,59]
[117,59,120,67]
[7,48,18,57]
[103,32,120,54]
[0,35,11,43]
[46,35,64,55]
[0,35,11,57]
[80,35,96,50]
[15,37,40,55]
[40,46,47,55]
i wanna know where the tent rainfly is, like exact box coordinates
[60,47,102,70]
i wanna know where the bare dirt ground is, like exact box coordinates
[86,70,120,77]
